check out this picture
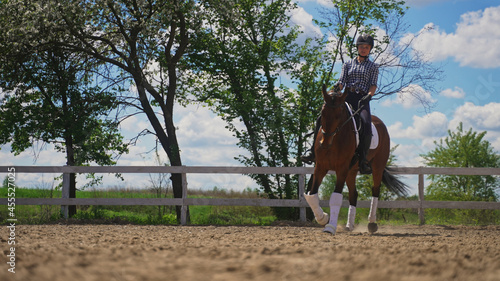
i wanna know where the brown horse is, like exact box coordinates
[304,85,409,234]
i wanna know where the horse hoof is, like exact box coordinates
[316,212,329,226]
[368,223,378,234]
[345,225,354,232]
[323,224,336,235]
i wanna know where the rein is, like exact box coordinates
[320,102,365,148]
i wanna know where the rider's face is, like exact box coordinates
[358,44,371,57]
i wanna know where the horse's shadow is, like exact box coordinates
[343,231,440,238]
[369,233,440,238]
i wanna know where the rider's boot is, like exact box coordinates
[358,133,372,174]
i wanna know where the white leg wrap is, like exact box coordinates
[346,205,356,231]
[304,192,329,225]
[368,197,378,223]
[323,193,343,235]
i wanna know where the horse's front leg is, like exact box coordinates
[323,171,347,235]
[345,170,358,231]
[304,169,329,225]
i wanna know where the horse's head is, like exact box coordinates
[321,84,347,118]
[319,84,348,148]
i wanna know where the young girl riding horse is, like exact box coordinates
[302,34,408,235]
[301,34,378,175]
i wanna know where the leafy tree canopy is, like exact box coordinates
[421,122,500,201]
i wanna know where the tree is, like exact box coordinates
[185,0,301,202]
[184,0,336,218]
[0,41,128,216]
[0,0,199,221]
[421,123,499,224]
[422,123,500,201]
[287,37,336,166]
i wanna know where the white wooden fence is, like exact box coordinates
[1,166,499,225]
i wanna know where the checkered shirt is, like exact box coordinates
[338,58,379,94]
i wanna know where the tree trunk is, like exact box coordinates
[135,79,188,223]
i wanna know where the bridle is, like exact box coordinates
[320,99,364,149]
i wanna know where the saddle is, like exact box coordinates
[345,103,379,149]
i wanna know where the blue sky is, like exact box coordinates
[2,0,500,194]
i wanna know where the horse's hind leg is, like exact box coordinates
[368,167,383,233]
[367,197,379,233]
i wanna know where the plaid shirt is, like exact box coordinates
[338,58,379,94]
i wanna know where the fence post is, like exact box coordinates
[418,173,425,225]
[298,174,306,222]
[180,169,188,226]
[61,171,70,219]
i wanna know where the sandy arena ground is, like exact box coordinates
[1,223,499,281]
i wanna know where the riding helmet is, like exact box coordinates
[356,34,374,49]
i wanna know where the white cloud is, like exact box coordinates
[440,86,466,99]
[2,142,66,166]
[316,0,335,8]
[116,141,159,166]
[388,101,500,150]
[387,102,500,172]
[387,111,447,168]
[176,105,236,149]
[404,0,451,8]
[382,84,436,108]
[289,6,323,45]
[295,0,335,8]
[120,115,152,133]
[290,6,321,35]
[388,111,448,140]
[447,102,500,152]
[405,6,500,68]
[174,104,257,190]
[450,102,500,133]
[390,142,427,167]
[489,131,500,152]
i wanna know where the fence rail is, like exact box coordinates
[1,166,499,225]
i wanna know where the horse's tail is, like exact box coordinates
[382,167,410,197]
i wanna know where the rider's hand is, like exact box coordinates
[333,83,341,93]
[362,94,372,101]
